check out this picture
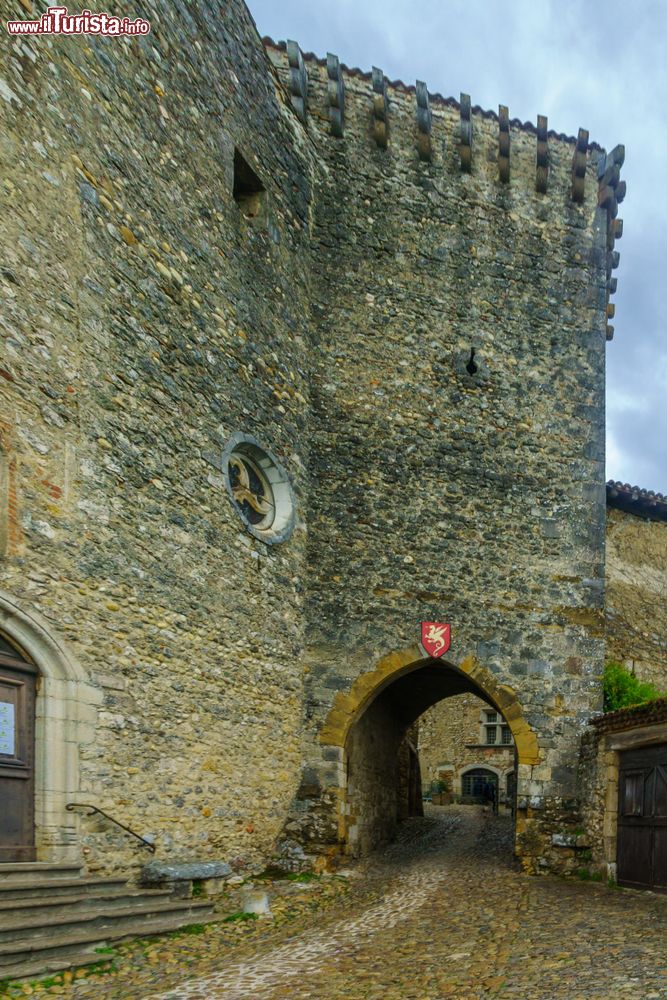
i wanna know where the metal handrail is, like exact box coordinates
[66,802,156,853]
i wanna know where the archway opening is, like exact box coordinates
[345,661,518,854]
[321,649,537,859]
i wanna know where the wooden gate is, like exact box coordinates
[0,637,37,862]
[617,744,667,893]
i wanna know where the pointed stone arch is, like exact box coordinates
[0,591,101,862]
[320,645,540,764]
[318,645,540,855]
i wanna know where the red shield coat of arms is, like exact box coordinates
[421,622,451,658]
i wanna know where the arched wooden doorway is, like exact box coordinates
[0,634,37,861]
[0,592,99,863]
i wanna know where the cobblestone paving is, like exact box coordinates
[30,807,667,999]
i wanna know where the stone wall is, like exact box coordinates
[345,694,405,855]
[268,43,613,871]
[605,501,667,688]
[418,494,667,817]
[0,0,318,875]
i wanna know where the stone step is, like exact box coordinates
[0,906,217,974]
[0,949,113,984]
[0,898,215,952]
[0,863,82,884]
[0,877,127,901]
[0,888,172,920]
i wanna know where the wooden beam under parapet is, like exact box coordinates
[416,80,432,162]
[597,143,625,342]
[571,128,588,202]
[606,250,620,279]
[599,184,619,216]
[460,93,472,173]
[372,67,388,148]
[498,105,510,183]
[327,53,345,138]
[286,40,308,123]
[536,115,548,193]
[597,143,625,181]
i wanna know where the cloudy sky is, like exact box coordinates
[247,0,666,495]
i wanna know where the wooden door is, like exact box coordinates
[0,638,37,862]
[617,744,667,893]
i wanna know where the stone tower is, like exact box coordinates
[266,40,624,870]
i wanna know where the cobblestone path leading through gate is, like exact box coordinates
[50,807,667,1000]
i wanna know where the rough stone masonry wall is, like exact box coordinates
[606,507,667,688]
[269,47,612,871]
[0,0,318,875]
[420,502,667,804]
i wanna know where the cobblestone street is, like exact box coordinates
[23,806,664,1000]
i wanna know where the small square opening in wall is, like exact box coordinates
[233,148,265,219]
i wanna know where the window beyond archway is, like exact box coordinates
[481,709,513,746]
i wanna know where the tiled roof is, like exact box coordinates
[606,480,667,520]
[590,697,667,733]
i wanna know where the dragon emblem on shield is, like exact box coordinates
[421,621,451,658]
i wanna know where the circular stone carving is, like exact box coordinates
[221,433,296,544]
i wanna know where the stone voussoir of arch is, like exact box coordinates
[319,645,541,766]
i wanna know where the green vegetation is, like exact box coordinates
[256,866,321,882]
[575,867,603,883]
[222,911,258,923]
[169,923,208,935]
[603,660,663,712]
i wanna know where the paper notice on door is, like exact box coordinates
[0,701,15,755]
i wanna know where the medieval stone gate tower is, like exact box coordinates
[0,0,624,876]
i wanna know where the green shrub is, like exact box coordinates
[603,661,663,712]
[222,911,258,923]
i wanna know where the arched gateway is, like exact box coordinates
[318,645,539,857]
